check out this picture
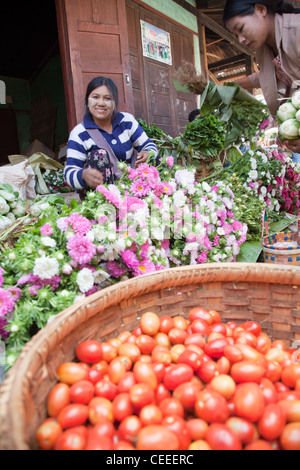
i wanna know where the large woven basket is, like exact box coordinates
[1,263,300,450]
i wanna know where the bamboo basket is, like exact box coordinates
[1,263,300,450]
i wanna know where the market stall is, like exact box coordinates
[0,81,300,451]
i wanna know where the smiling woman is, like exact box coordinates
[64,77,159,200]
[223,0,300,154]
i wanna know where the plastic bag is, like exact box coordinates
[0,160,36,200]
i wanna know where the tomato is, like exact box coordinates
[184,333,206,349]
[258,403,287,441]
[217,356,231,375]
[101,342,118,363]
[136,425,179,450]
[231,361,266,384]
[135,334,156,354]
[280,422,300,450]
[278,391,300,401]
[139,404,163,426]
[118,415,142,442]
[196,359,219,383]
[94,378,118,401]
[225,417,255,445]
[58,404,89,429]
[151,345,172,366]
[259,378,278,405]
[205,423,242,450]
[204,338,229,359]
[70,381,94,404]
[140,312,160,336]
[107,357,126,384]
[129,383,155,410]
[186,419,208,441]
[117,371,136,393]
[154,332,170,348]
[118,343,141,363]
[112,393,133,422]
[188,307,212,325]
[133,361,158,390]
[88,397,114,424]
[244,440,274,450]
[88,420,115,441]
[170,344,185,362]
[209,323,228,337]
[278,400,300,422]
[172,315,189,331]
[88,368,103,385]
[152,362,165,382]
[195,390,230,423]
[168,328,188,345]
[91,360,108,375]
[84,436,113,450]
[223,344,243,364]
[113,440,135,450]
[155,383,171,404]
[189,440,212,450]
[75,340,102,364]
[189,319,210,336]
[210,374,236,400]
[265,348,286,364]
[47,383,71,418]
[173,381,202,411]
[163,363,194,391]
[177,348,202,371]
[240,321,261,337]
[159,397,184,418]
[234,383,265,422]
[265,361,282,383]
[57,362,89,385]
[208,310,222,324]
[36,420,63,450]
[159,316,175,334]
[281,364,300,389]
[256,333,272,355]
[162,415,191,450]
[54,427,87,450]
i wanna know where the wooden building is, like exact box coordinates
[0,0,260,165]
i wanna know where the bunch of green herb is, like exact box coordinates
[182,114,227,158]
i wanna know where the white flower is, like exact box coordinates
[217,227,225,236]
[260,186,267,196]
[93,269,110,285]
[175,169,195,188]
[173,190,187,208]
[76,268,94,293]
[33,256,60,280]
[41,236,56,248]
[250,158,257,170]
[201,181,211,192]
[249,170,258,180]
[62,263,73,275]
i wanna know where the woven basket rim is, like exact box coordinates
[1,262,300,449]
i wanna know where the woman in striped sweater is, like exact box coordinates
[64,77,159,198]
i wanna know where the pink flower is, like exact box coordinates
[131,179,151,197]
[67,235,96,265]
[120,249,140,270]
[0,317,10,339]
[223,223,233,235]
[162,182,173,195]
[259,119,270,130]
[197,252,208,264]
[7,286,21,302]
[0,289,15,316]
[67,213,92,235]
[40,224,53,236]
[133,260,156,277]
[166,156,174,167]
[211,185,219,192]
[96,186,121,208]
[106,261,126,278]
[232,220,243,231]
[85,285,99,297]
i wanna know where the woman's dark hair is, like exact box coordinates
[85,76,119,117]
[223,0,300,23]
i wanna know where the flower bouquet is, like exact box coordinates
[0,156,248,368]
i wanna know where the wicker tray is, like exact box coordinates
[1,263,300,450]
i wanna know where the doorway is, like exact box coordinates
[0,0,69,165]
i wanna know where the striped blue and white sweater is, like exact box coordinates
[64,112,159,190]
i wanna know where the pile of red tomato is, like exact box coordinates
[36,308,300,450]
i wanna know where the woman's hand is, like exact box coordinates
[135,150,149,167]
[283,138,300,154]
[82,167,104,189]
